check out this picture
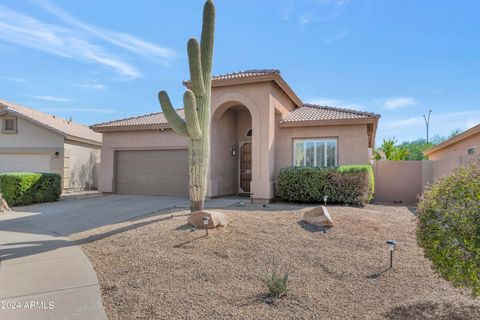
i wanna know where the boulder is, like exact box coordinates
[0,193,11,213]
[188,210,228,229]
[303,206,333,227]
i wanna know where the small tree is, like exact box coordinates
[416,160,480,296]
[373,138,408,160]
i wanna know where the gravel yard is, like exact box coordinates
[73,204,480,320]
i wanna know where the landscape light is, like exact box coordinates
[386,240,397,269]
[323,196,328,206]
[202,216,210,236]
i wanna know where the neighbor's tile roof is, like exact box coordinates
[281,104,380,123]
[0,99,102,144]
[91,109,184,128]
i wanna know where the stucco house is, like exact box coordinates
[91,70,380,202]
[0,99,102,190]
[424,123,479,178]
[425,123,479,160]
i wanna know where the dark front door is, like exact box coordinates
[239,142,252,193]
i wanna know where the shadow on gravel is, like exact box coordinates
[384,302,480,320]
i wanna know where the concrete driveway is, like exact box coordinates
[0,194,240,319]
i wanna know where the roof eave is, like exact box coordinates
[424,123,480,156]
[90,123,171,133]
[279,116,378,128]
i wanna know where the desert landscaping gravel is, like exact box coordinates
[73,204,480,320]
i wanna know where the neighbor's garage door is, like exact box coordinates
[115,149,189,196]
[0,154,51,173]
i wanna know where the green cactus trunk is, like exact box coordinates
[158,0,215,212]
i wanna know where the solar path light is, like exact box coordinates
[202,216,210,237]
[386,240,397,269]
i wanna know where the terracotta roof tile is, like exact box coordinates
[91,109,184,128]
[211,69,280,81]
[281,104,380,123]
[0,99,102,144]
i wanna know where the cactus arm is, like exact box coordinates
[158,91,188,137]
[200,0,215,82]
[187,38,205,97]
[183,90,202,140]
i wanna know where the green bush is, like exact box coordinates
[416,160,480,296]
[276,165,374,206]
[0,172,62,206]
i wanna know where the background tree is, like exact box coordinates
[373,138,409,160]
[158,0,215,212]
[416,160,480,296]
[398,138,432,160]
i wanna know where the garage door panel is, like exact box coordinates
[115,150,188,196]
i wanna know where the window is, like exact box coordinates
[294,139,337,167]
[468,147,477,155]
[2,117,17,133]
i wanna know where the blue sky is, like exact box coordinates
[1,0,479,144]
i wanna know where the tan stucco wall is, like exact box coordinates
[274,116,370,178]
[98,129,188,192]
[373,160,426,205]
[0,115,65,176]
[64,139,101,190]
[209,108,239,196]
[428,132,480,161]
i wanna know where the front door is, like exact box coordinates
[239,142,252,193]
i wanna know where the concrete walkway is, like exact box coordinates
[0,194,240,319]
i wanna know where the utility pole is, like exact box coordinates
[423,109,432,143]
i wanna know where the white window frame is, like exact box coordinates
[293,138,338,168]
[2,117,17,133]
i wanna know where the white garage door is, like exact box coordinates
[0,154,51,173]
[115,149,189,196]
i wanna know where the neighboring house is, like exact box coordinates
[91,70,380,202]
[424,123,480,179]
[0,99,102,190]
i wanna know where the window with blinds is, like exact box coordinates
[294,139,337,167]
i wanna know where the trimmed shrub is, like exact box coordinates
[276,165,374,206]
[416,160,480,296]
[0,172,62,206]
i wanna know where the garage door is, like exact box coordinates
[115,149,189,196]
[0,154,51,173]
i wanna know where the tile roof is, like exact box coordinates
[0,99,102,144]
[91,109,184,128]
[211,69,280,81]
[281,104,380,123]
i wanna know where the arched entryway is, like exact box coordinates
[210,104,253,196]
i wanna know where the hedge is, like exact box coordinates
[276,165,374,206]
[0,172,62,206]
[416,160,480,296]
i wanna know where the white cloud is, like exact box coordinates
[323,30,349,43]
[35,0,176,63]
[32,95,72,102]
[0,2,177,78]
[299,12,315,24]
[74,83,106,90]
[41,107,114,114]
[383,97,416,110]
[1,76,26,82]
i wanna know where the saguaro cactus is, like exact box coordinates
[158,0,215,212]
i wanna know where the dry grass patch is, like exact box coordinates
[73,204,480,320]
